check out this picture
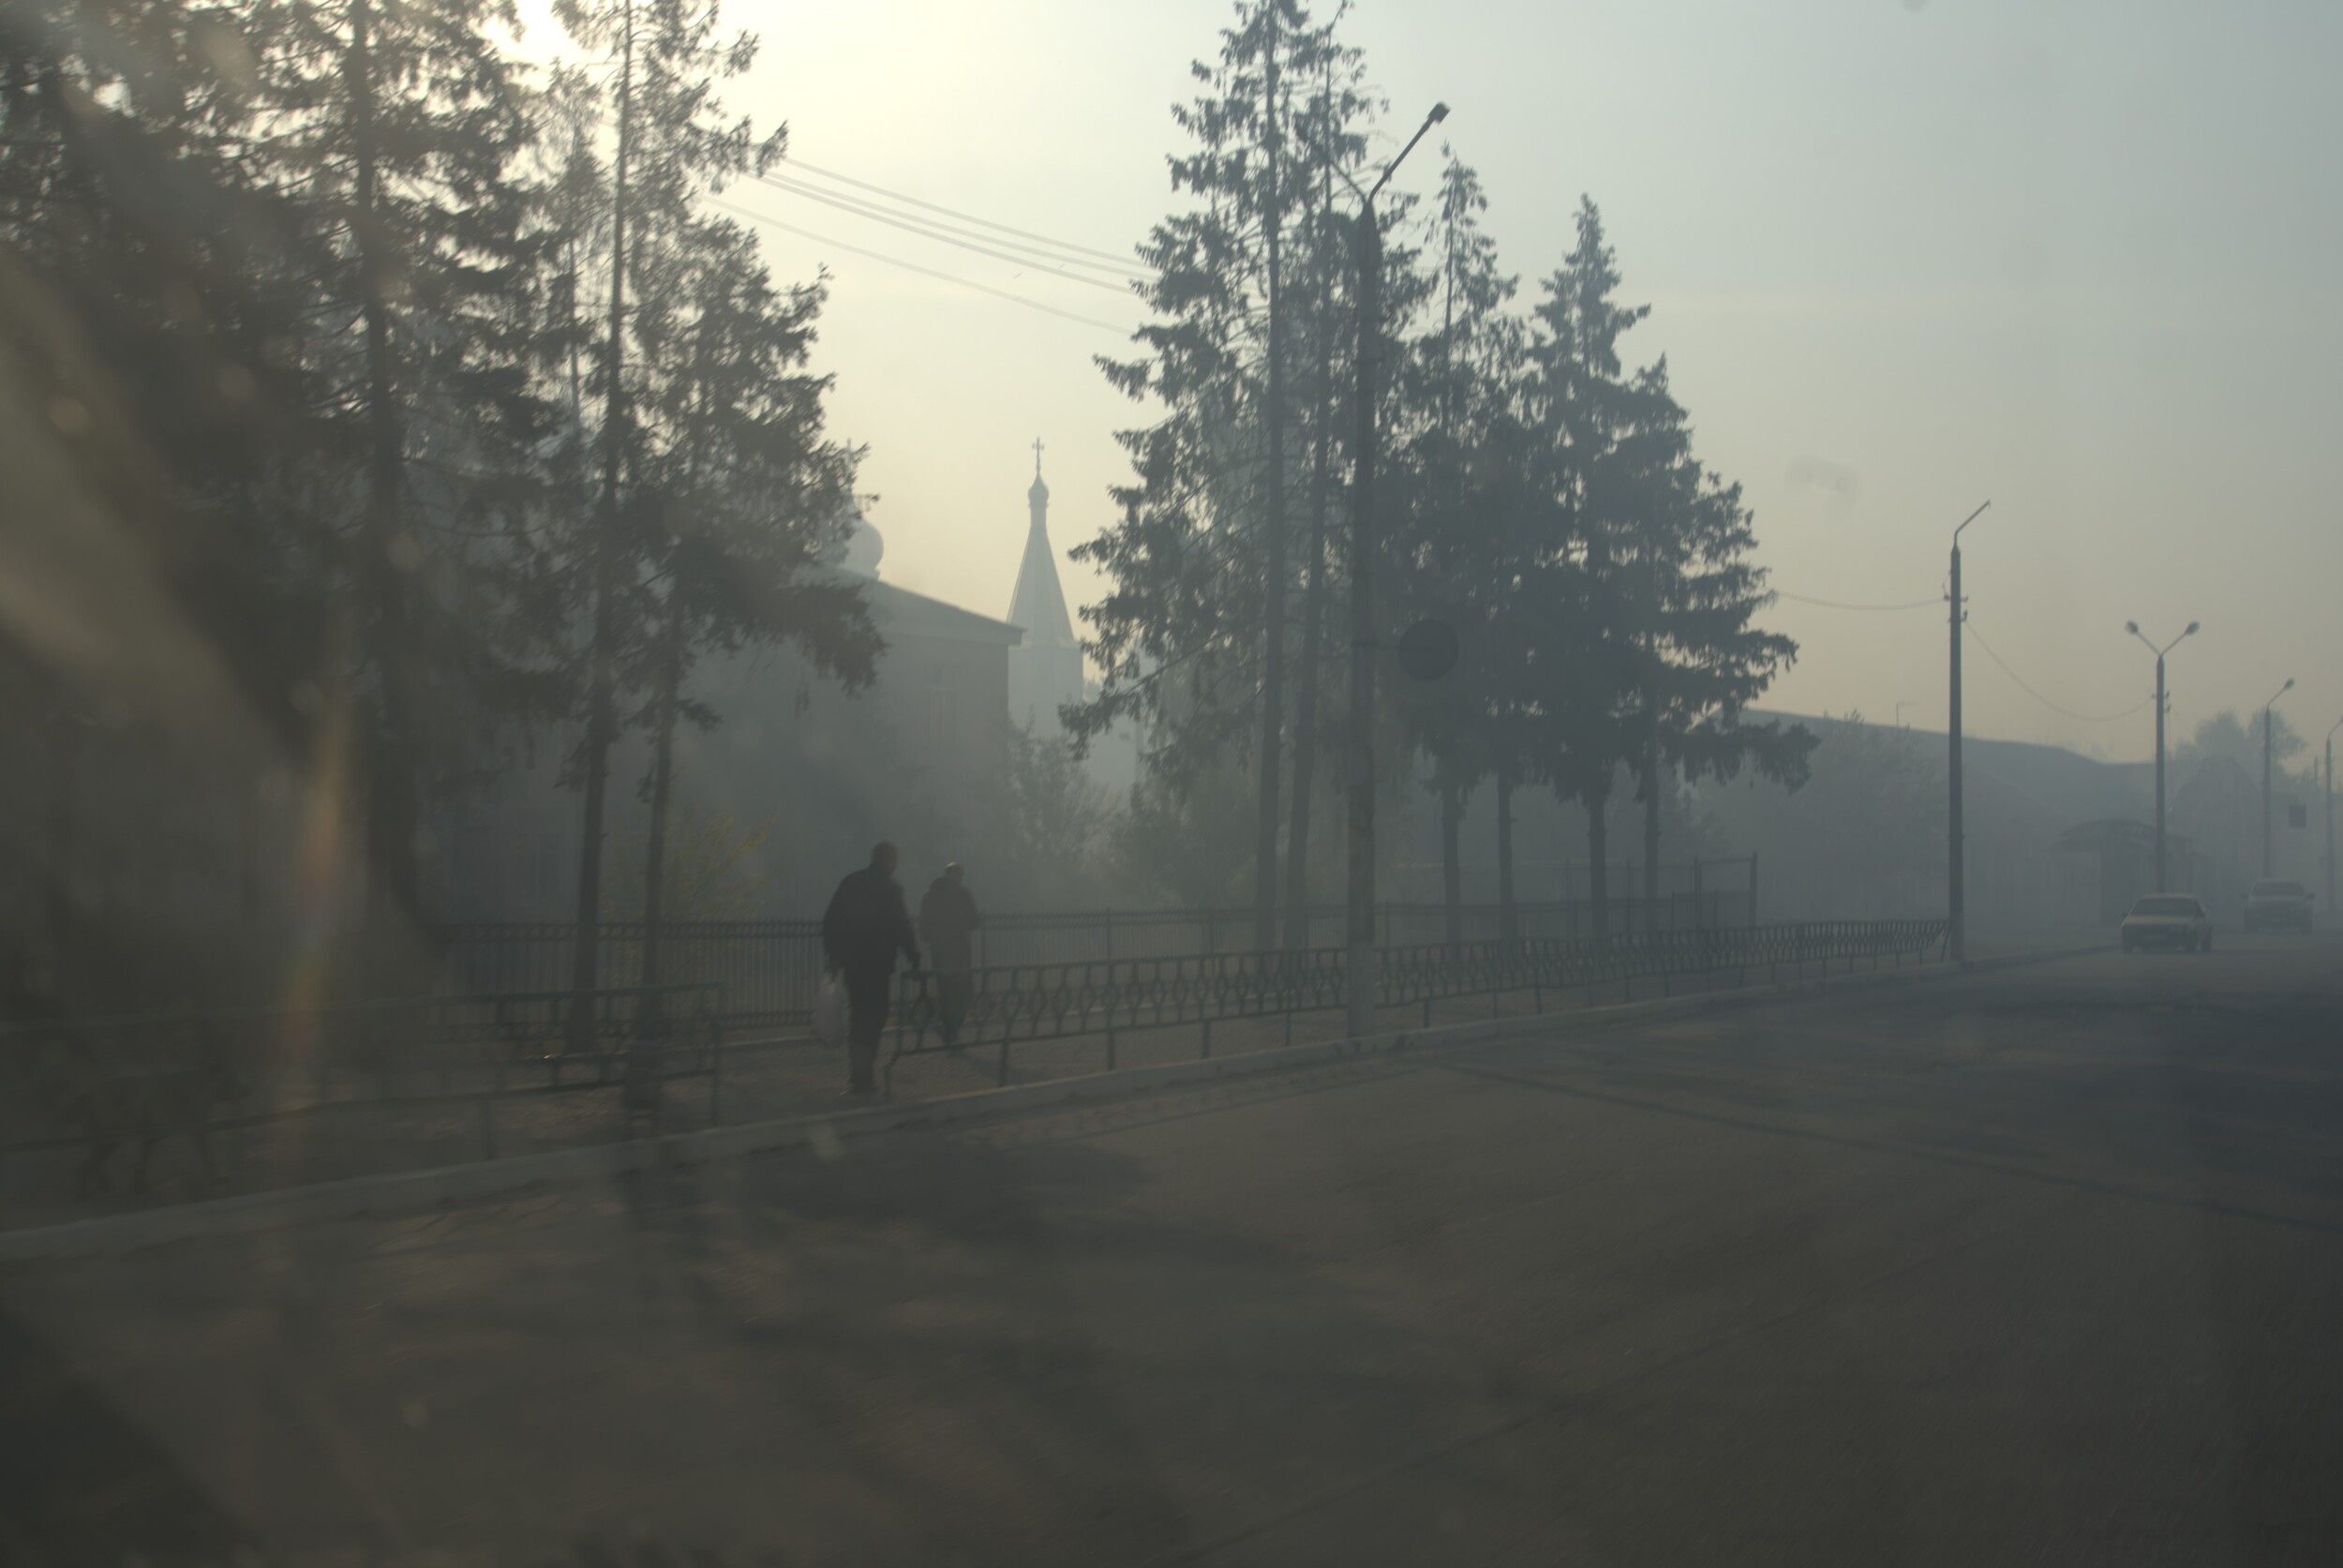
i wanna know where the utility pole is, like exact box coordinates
[2326,719,2339,917]
[2153,660,2166,889]
[1344,100,1446,1038]
[2262,678,2293,876]
[2126,620,2197,892]
[1946,501,1988,964]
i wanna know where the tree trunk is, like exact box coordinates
[630,593,684,1107]
[347,0,420,925]
[1496,767,1517,944]
[1643,732,1662,908]
[1440,775,1463,946]
[568,0,634,1052]
[1249,26,1287,953]
[1586,776,1610,938]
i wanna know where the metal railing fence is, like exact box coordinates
[887,918,1948,1090]
[426,920,818,1028]
[425,860,1760,1027]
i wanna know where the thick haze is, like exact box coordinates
[583,0,2341,760]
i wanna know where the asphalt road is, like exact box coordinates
[5,933,2341,1566]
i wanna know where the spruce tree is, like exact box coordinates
[1521,199,1809,932]
[1386,154,1526,944]
[243,0,560,922]
[1071,1,1373,940]
[1519,199,1661,934]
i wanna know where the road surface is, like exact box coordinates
[5,934,2341,1565]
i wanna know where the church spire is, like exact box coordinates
[1008,439,1074,651]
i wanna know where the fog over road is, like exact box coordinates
[7,936,2343,1565]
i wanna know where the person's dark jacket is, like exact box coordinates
[918,878,982,969]
[822,865,920,990]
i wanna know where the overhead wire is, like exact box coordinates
[755,171,1145,292]
[709,197,1130,335]
[1965,621,2155,724]
[1773,590,1941,613]
[776,154,1141,266]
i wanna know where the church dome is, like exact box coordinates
[828,505,884,576]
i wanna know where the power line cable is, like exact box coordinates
[1774,590,1941,612]
[754,172,1143,292]
[778,153,1140,266]
[762,170,1144,281]
[1966,621,2155,724]
[709,198,1130,334]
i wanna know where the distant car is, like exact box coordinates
[2243,878,2315,933]
[2121,894,2213,953]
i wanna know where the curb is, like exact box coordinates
[0,943,2106,1263]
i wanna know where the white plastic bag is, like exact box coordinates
[813,972,848,1049]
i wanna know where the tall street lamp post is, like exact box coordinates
[2262,678,2294,876]
[2125,620,2198,892]
[1345,100,1447,1038]
[1946,500,1989,964]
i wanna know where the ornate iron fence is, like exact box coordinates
[887,918,1948,1091]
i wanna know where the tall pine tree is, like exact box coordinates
[245,0,562,923]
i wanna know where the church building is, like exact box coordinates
[419,447,1142,921]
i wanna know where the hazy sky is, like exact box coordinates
[560,0,2343,761]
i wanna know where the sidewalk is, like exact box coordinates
[1,937,2077,1232]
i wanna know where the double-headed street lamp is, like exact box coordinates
[2125,620,2198,892]
[1346,99,1448,1037]
[2262,678,2294,876]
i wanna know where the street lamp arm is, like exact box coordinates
[1367,102,1449,202]
[2127,620,2199,660]
[1951,499,1991,544]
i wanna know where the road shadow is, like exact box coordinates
[0,1304,261,1565]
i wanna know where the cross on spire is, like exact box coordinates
[1032,436,1045,476]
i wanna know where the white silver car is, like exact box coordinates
[2120,894,2213,954]
[2243,878,2315,933]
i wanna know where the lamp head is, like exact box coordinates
[2285,678,2296,693]
[1429,102,1450,124]
[2184,621,2200,636]
[2125,620,2140,635]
